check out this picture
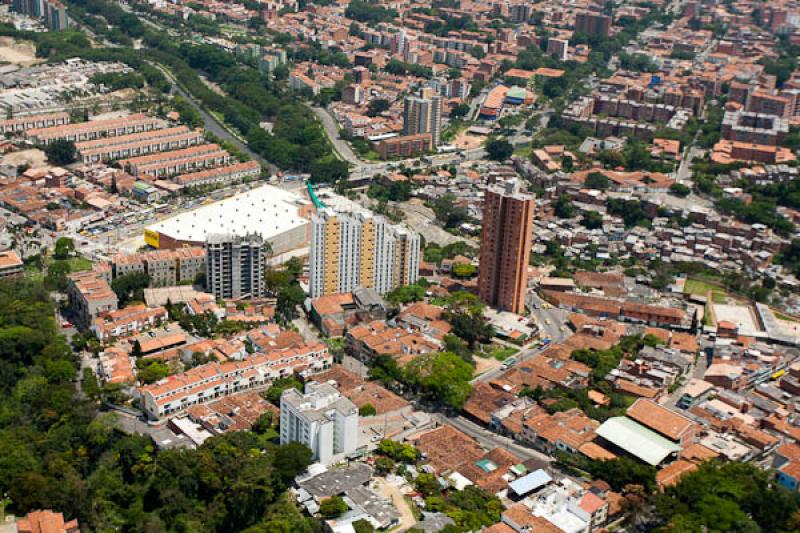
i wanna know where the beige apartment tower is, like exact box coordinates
[478,179,536,315]
[310,208,420,298]
[403,87,443,147]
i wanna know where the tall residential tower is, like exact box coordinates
[478,179,535,314]
[402,87,443,147]
[309,208,420,298]
[205,233,266,299]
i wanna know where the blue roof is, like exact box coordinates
[508,469,552,496]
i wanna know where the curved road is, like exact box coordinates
[153,64,273,171]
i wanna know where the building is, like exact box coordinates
[13,0,69,30]
[67,271,118,329]
[144,184,310,252]
[309,208,420,298]
[478,179,535,314]
[27,114,164,145]
[575,12,611,37]
[280,381,359,464]
[0,250,24,278]
[140,342,331,420]
[402,87,442,146]
[0,112,69,135]
[547,38,569,61]
[377,133,432,159]
[205,233,266,300]
[91,304,168,341]
[11,509,79,533]
[113,247,206,287]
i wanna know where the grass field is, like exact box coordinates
[684,278,729,303]
[775,311,800,323]
[489,346,519,361]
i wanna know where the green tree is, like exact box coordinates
[319,495,349,518]
[44,140,77,165]
[485,138,513,161]
[53,237,75,260]
[359,403,377,416]
[366,98,390,117]
[404,351,473,409]
[111,272,150,306]
[585,172,610,190]
[263,376,303,405]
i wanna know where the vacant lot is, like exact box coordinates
[684,278,729,303]
[0,37,40,66]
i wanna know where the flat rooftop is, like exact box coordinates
[146,184,309,243]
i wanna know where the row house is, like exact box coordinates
[140,342,331,419]
[76,126,203,164]
[121,144,230,177]
[92,304,168,341]
[27,113,165,145]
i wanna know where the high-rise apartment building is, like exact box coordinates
[403,87,443,147]
[205,233,266,299]
[575,12,611,37]
[309,208,420,298]
[478,179,536,315]
[13,0,69,30]
[280,381,359,464]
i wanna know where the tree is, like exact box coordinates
[53,237,75,260]
[447,310,493,348]
[414,473,441,496]
[111,272,150,306]
[110,174,118,194]
[352,519,374,533]
[374,456,395,475]
[669,183,691,197]
[585,172,610,190]
[404,351,474,409]
[451,263,477,278]
[450,103,470,119]
[319,495,349,518]
[264,376,303,405]
[136,359,169,384]
[131,339,142,358]
[553,195,576,218]
[277,283,305,320]
[358,403,377,416]
[485,138,513,161]
[430,193,469,228]
[561,155,574,172]
[386,284,426,304]
[44,140,77,165]
[366,99,390,117]
[581,210,604,229]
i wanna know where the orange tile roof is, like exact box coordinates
[626,399,694,441]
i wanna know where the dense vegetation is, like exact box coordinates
[0,278,318,531]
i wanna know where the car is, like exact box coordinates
[61,321,72,328]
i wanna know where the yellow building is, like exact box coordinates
[309,208,420,298]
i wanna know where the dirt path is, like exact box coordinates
[374,477,416,532]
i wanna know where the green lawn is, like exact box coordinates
[513,143,532,158]
[684,278,728,303]
[775,311,800,323]
[489,346,519,361]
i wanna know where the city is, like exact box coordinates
[0,0,798,531]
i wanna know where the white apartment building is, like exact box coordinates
[309,208,420,298]
[280,381,359,465]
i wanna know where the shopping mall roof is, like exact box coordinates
[146,184,309,243]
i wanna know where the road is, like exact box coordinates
[311,106,362,167]
[432,413,552,466]
[153,64,273,171]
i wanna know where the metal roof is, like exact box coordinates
[508,469,552,496]
[596,417,681,466]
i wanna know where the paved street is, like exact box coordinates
[311,106,363,167]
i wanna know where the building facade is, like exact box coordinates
[402,87,443,147]
[280,381,359,464]
[206,233,266,299]
[478,179,535,314]
[309,208,420,298]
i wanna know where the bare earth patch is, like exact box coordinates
[4,148,48,169]
[452,130,484,150]
[0,37,41,66]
